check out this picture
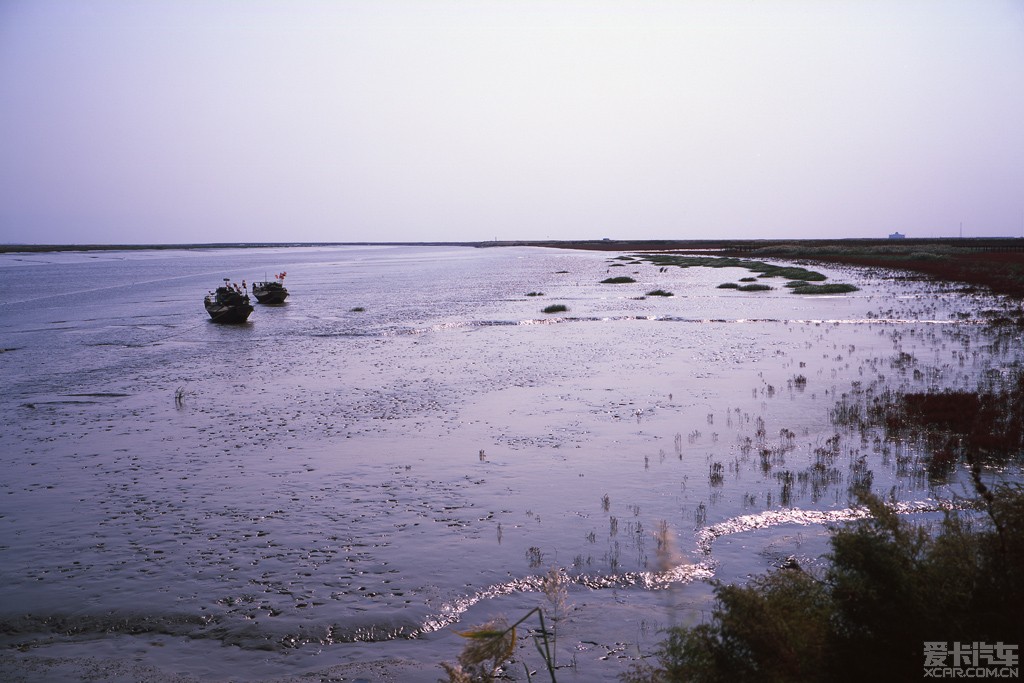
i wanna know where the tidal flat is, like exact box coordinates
[0,245,1021,681]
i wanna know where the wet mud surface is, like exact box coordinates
[1,245,1021,681]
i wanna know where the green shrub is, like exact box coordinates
[542,304,568,314]
[624,481,1024,683]
[601,276,636,284]
[717,282,739,289]
[737,283,773,292]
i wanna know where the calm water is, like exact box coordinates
[0,245,1020,681]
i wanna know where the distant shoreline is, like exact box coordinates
[5,237,1024,296]
[3,236,1022,254]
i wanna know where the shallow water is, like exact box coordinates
[1,245,1021,681]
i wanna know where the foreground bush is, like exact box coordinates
[624,479,1024,683]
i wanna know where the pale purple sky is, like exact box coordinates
[1,0,1022,244]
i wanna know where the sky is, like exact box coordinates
[1,0,1022,245]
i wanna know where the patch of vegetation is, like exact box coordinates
[625,478,1024,683]
[630,253,863,294]
[749,242,1024,298]
[646,289,673,297]
[526,291,545,297]
[542,304,568,314]
[756,266,828,281]
[601,276,636,284]
[790,283,860,295]
[636,254,827,282]
[350,306,365,312]
[609,263,627,267]
[831,367,1024,477]
[440,607,559,683]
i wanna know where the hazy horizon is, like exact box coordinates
[2,1,1023,245]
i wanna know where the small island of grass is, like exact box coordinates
[791,283,860,295]
[601,276,636,284]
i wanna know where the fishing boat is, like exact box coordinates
[204,279,253,323]
[252,272,289,304]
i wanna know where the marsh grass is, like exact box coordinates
[634,253,868,293]
[830,367,1024,476]
[542,304,568,314]
[441,607,561,683]
[526,292,545,297]
[601,276,636,284]
[646,289,673,297]
[636,254,827,282]
[350,306,365,312]
[541,567,569,668]
[790,283,860,295]
[752,242,1024,297]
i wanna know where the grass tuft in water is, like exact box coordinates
[601,276,636,284]
[542,304,568,314]
[646,289,673,297]
[441,607,561,683]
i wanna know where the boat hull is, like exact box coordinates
[252,283,289,304]
[204,301,253,323]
